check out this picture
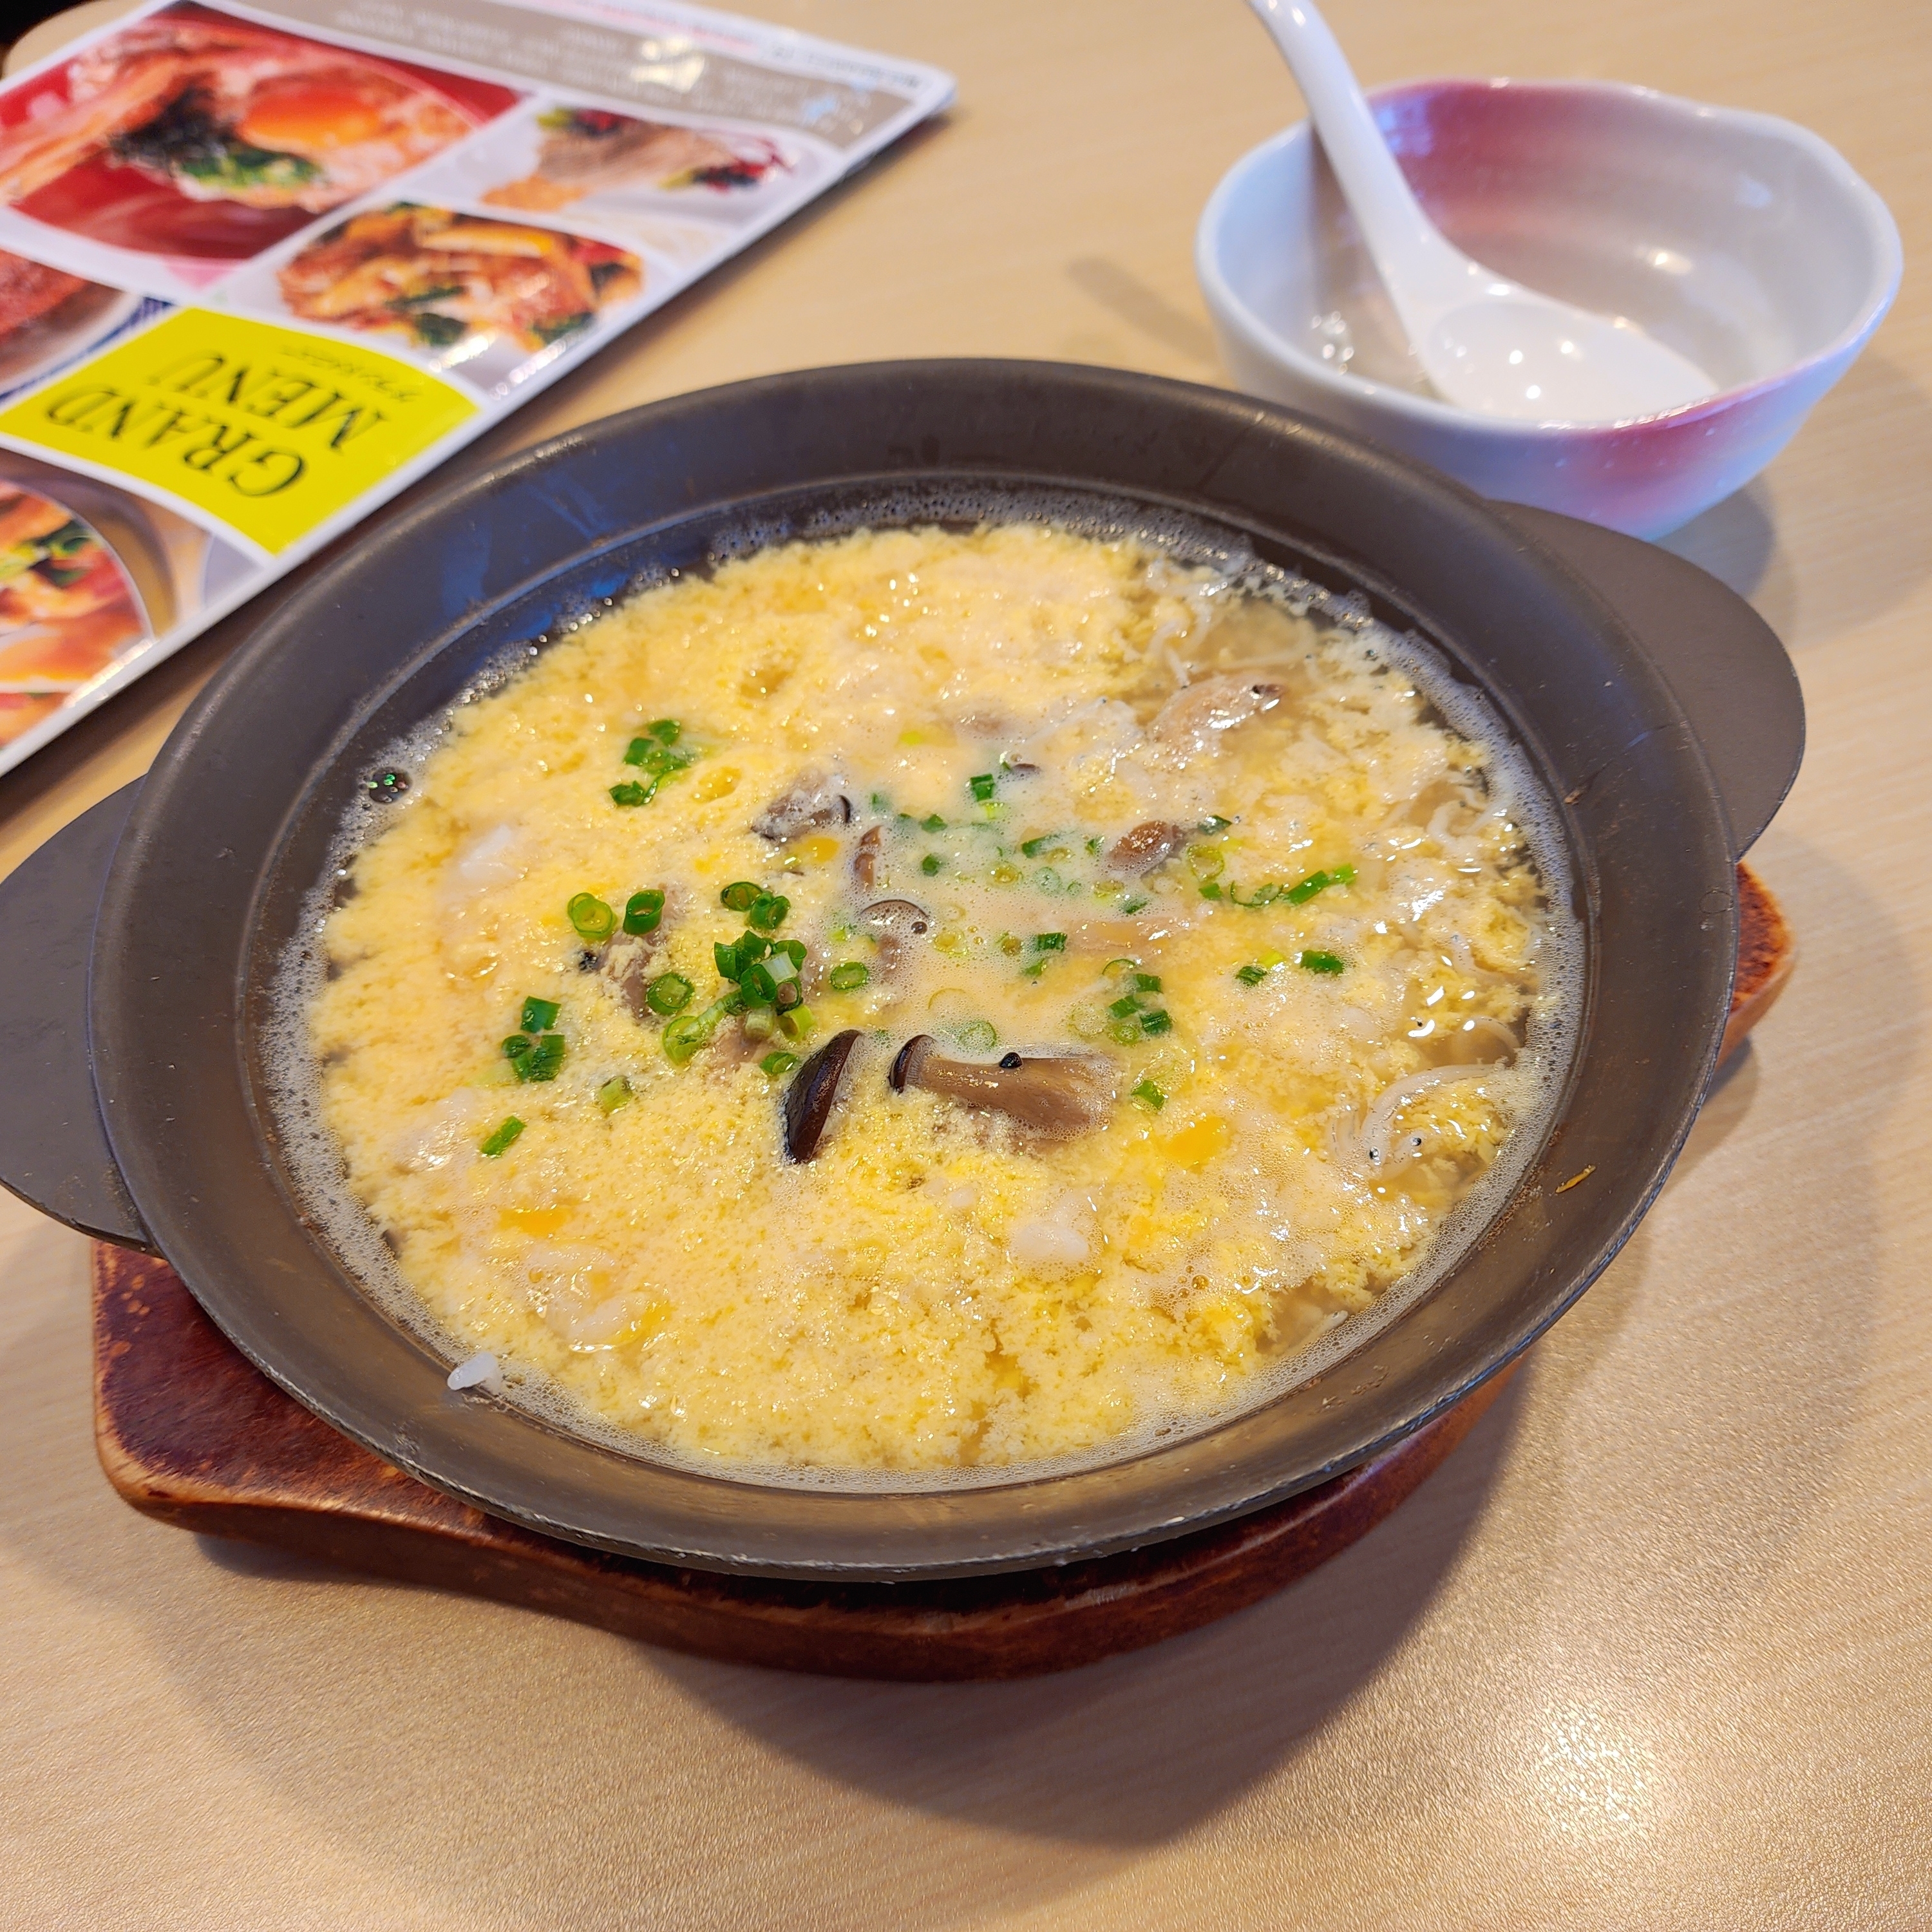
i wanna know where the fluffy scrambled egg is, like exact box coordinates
[308,524,1557,1473]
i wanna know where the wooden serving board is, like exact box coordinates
[91,866,1793,1681]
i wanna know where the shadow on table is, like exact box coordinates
[656,1367,1522,1845]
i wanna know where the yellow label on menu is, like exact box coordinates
[0,310,477,554]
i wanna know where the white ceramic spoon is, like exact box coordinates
[1247,0,1718,422]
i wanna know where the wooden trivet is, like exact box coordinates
[91,866,1792,1681]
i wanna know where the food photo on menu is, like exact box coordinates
[256,202,644,384]
[0,446,247,749]
[0,3,518,261]
[0,243,157,398]
[0,480,146,750]
[486,106,795,211]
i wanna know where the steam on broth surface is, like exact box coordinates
[292,522,1571,1477]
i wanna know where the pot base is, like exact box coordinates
[91,866,1789,1678]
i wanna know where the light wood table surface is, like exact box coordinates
[3,1,1928,1925]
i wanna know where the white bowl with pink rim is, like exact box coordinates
[1196,78,1902,538]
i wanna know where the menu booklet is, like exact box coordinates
[0,0,952,774]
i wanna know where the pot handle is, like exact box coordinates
[0,783,153,1251]
[1493,502,1804,861]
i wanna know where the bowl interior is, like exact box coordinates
[1215,79,1895,401]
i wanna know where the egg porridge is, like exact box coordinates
[282,520,1575,1478]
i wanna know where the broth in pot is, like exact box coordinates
[279,521,1575,1479]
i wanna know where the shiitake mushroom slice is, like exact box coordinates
[889,1035,1116,1137]
[752,771,852,842]
[1106,819,1188,875]
[782,1028,863,1161]
[857,897,931,973]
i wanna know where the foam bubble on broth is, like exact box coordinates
[266,511,1580,1491]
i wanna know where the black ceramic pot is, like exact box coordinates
[0,361,1801,1578]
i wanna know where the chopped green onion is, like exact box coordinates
[1298,950,1347,975]
[1121,896,1149,914]
[610,779,654,807]
[828,961,869,992]
[1032,867,1061,892]
[969,773,996,802]
[1229,882,1281,908]
[1235,963,1267,987]
[661,1015,708,1065]
[519,996,559,1032]
[567,893,616,941]
[920,854,943,875]
[773,938,806,969]
[998,933,1023,956]
[516,1034,566,1081]
[774,980,804,1013]
[747,893,790,932]
[1132,1079,1166,1112]
[502,1032,533,1063]
[624,739,694,778]
[1103,956,1139,977]
[741,960,781,1004]
[1086,837,1103,856]
[647,972,694,1016]
[716,933,772,980]
[623,889,665,935]
[1188,844,1225,880]
[1198,881,1223,900]
[761,1050,799,1078]
[1108,994,1142,1019]
[778,1004,816,1041]
[1023,959,1051,980]
[1287,867,1354,906]
[742,1005,777,1043]
[625,724,693,776]
[1198,815,1233,833]
[597,1076,632,1114]
[869,791,890,811]
[1108,1016,1142,1045]
[1032,933,1067,952]
[721,881,761,912]
[953,1018,998,1052]
[1133,973,1161,993]
[1139,1010,1173,1036]
[480,1116,525,1156]
[922,813,947,833]
[1019,833,1060,858]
